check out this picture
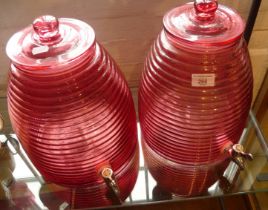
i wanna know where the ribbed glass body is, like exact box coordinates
[139,29,253,195]
[7,16,139,206]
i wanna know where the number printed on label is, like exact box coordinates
[191,74,215,87]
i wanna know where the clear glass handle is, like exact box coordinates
[33,15,61,43]
[194,0,218,21]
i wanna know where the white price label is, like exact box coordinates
[192,74,215,87]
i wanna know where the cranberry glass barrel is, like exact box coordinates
[139,0,253,196]
[6,16,139,206]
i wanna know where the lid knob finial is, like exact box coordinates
[33,15,61,43]
[194,0,218,21]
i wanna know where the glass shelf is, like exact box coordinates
[0,109,268,210]
[0,0,264,209]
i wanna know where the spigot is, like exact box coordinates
[225,144,253,170]
[101,167,122,205]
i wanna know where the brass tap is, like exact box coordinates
[101,167,122,205]
[225,144,253,170]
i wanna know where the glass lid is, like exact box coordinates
[163,0,245,46]
[6,15,95,68]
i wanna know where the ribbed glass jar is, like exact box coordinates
[6,15,139,206]
[139,1,252,196]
